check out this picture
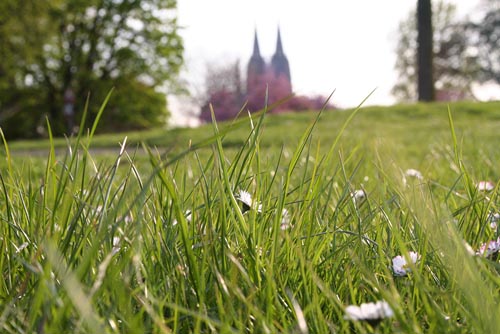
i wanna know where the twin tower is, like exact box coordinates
[247,28,292,96]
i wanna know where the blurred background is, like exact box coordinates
[0,0,498,139]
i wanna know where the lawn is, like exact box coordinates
[1,99,500,333]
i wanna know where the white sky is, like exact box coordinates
[171,0,490,125]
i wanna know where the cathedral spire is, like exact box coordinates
[247,28,266,92]
[275,26,284,55]
[271,26,291,90]
[252,28,261,57]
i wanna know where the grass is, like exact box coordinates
[1,98,500,333]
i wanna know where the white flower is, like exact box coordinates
[237,190,252,207]
[351,189,366,204]
[236,190,262,213]
[476,238,500,258]
[95,205,104,215]
[123,213,133,224]
[173,210,192,226]
[392,251,419,276]
[112,237,121,255]
[405,168,423,180]
[477,181,495,192]
[344,300,394,322]
[403,168,424,186]
[280,208,291,230]
[255,246,263,257]
[488,212,500,229]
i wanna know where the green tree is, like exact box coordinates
[0,1,54,138]
[393,1,478,102]
[0,0,183,139]
[466,0,499,84]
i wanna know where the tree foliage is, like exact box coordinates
[466,0,500,84]
[199,61,243,122]
[0,0,183,139]
[393,1,484,102]
[198,61,334,123]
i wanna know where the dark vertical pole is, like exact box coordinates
[417,0,434,101]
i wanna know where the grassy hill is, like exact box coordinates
[6,100,500,180]
[7,100,500,152]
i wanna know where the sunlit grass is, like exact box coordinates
[1,99,500,333]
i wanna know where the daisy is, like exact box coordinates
[112,236,121,255]
[236,190,262,213]
[123,213,133,224]
[403,168,424,186]
[280,208,291,230]
[405,168,423,180]
[477,181,495,192]
[476,238,500,258]
[392,251,419,276]
[351,189,366,205]
[173,210,192,226]
[344,300,394,327]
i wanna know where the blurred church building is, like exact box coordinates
[247,27,292,99]
[199,26,331,122]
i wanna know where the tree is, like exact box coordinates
[246,71,293,113]
[393,1,479,102]
[198,59,335,123]
[0,1,55,138]
[199,89,241,123]
[417,0,435,101]
[0,0,183,139]
[199,60,243,122]
[466,0,500,84]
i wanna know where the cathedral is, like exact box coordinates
[247,27,292,102]
[200,27,295,122]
